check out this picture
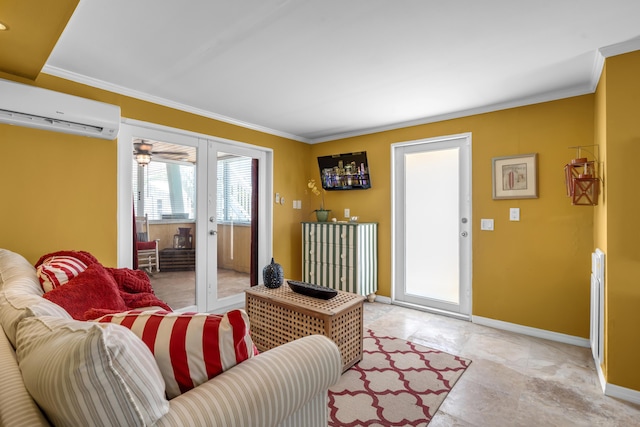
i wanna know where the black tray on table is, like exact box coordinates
[287,280,338,299]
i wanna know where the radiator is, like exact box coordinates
[590,249,605,365]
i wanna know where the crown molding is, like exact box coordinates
[599,36,640,58]
[43,44,621,146]
[588,51,606,93]
[309,83,596,143]
[41,65,311,143]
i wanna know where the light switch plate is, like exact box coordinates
[481,219,494,231]
[510,208,520,221]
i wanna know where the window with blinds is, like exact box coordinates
[132,155,251,224]
[217,156,252,223]
[133,160,196,221]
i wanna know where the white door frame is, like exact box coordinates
[390,132,472,319]
[117,119,273,313]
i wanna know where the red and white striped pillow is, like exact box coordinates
[94,309,258,398]
[36,256,88,292]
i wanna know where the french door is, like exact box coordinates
[391,133,472,318]
[117,121,272,313]
[205,140,269,313]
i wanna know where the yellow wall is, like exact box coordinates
[0,122,117,264]
[597,50,640,390]
[311,96,595,338]
[0,74,309,274]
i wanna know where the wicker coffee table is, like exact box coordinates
[245,285,365,372]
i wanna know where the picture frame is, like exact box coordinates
[492,153,538,199]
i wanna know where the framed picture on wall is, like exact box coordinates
[492,153,538,199]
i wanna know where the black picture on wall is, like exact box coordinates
[317,152,371,190]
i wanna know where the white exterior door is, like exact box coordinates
[392,133,472,318]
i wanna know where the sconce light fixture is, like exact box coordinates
[564,146,599,206]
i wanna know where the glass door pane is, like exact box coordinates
[405,148,460,303]
[215,152,253,300]
[132,138,197,311]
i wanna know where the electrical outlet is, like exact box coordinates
[344,208,350,218]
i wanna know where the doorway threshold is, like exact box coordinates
[392,300,470,322]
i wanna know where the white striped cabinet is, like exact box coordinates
[302,222,378,301]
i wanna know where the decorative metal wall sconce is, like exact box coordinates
[564,145,600,206]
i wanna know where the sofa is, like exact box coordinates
[0,249,342,427]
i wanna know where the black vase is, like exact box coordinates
[263,258,284,289]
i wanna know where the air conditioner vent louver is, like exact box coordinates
[0,79,120,140]
[0,109,106,135]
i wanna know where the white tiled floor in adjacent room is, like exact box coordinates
[363,302,640,426]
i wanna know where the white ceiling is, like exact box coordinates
[44,0,640,143]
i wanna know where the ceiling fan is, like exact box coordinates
[133,139,190,166]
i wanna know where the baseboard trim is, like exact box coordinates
[472,316,590,348]
[604,382,640,405]
[596,362,607,393]
[373,295,392,304]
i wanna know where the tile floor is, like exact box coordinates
[149,269,250,309]
[363,302,640,426]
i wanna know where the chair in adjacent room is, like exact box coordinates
[136,214,160,273]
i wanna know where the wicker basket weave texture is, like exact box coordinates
[245,286,364,372]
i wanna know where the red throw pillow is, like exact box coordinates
[94,309,258,399]
[43,263,128,320]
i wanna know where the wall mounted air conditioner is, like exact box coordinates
[0,79,120,140]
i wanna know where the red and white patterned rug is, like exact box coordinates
[328,329,470,426]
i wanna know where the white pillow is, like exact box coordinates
[0,290,71,348]
[16,316,169,427]
[36,255,88,292]
[0,249,71,347]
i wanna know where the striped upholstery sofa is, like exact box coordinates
[0,249,342,427]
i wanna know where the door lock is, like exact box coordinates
[209,230,217,235]
[460,231,468,237]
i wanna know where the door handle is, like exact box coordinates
[209,230,217,235]
[460,231,468,237]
